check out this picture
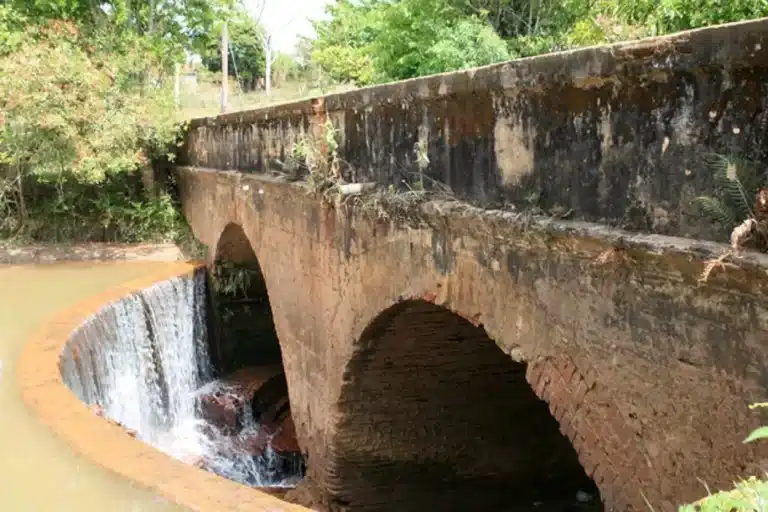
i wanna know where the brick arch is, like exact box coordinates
[524,354,658,511]
[214,222,258,263]
[209,222,284,372]
[326,299,608,512]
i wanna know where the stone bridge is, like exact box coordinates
[175,19,768,512]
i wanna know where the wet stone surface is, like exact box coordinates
[194,366,305,488]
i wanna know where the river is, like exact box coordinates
[0,262,184,512]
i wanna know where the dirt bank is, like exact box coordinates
[0,242,185,264]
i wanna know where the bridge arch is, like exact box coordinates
[209,222,282,373]
[328,299,607,511]
[214,222,260,264]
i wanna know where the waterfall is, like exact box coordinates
[60,271,301,488]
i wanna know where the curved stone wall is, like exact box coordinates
[17,261,308,512]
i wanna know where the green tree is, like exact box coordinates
[311,0,768,83]
[272,53,301,87]
[647,0,768,33]
[0,19,181,239]
[4,0,104,25]
[201,8,266,90]
[310,0,379,85]
[5,0,236,68]
[413,17,509,75]
[0,4,27,52]
[311,0,510,84]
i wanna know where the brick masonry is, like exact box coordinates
[178,167,768,511]
[525,354,663,510]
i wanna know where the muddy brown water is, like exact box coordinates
[0,263,184,511]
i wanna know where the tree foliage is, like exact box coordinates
[0,23,178,184]
[200,7,266,90]
[0,15,184,241]
[4,0,236,66]
[310,0,768,85]
[310,0,379,84]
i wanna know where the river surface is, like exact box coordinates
[0,263,185,512]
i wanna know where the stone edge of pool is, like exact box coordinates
[16,260,310,512]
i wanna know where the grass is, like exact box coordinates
[680,477,768,511]
[177,74,357,119]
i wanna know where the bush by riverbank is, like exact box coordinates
[0,11,185,250]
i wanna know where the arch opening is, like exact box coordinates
[195,223,304,492]
[210,223,282,374]
[330,300,602,511]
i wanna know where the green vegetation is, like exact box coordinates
[694,154,767,252]
[308,0,768,86]
[199,7,265,91]
[680,404,768,511]
[0,1,238,246]
[0,13,178,243]
[680,478,768,512]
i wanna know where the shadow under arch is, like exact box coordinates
[328,299,603,511]
[207,222,305,486]
[210,222,282,374]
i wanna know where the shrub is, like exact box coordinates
[0,18,182,242]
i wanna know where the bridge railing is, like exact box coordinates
[177,17,768,243]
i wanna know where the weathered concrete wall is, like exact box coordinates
[178,18,768,241]
[178,166,768,512]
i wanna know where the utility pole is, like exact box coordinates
[220,22,229,114]
[174,62,181,109]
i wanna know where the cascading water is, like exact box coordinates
[60,271,300,489]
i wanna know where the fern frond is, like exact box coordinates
[705,152,760,188]
[694,196,736,228]
[733,156,761,195]
[720,177,753,221]
[703,152,734,176]
[704,153,760,221]
[705,152,759,221]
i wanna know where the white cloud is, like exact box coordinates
[243,0,331,54]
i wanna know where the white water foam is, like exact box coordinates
[60,272,299,488]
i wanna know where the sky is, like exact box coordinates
[243,0,332,54]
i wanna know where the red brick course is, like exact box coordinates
[525,354,660,511]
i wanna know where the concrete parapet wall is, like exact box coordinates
[179,18,768,242]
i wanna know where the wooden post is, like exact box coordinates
[220,22,229,114]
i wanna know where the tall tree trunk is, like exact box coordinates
[265,47,272,95]
[15,165,26,229]
[148,0,157,34]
